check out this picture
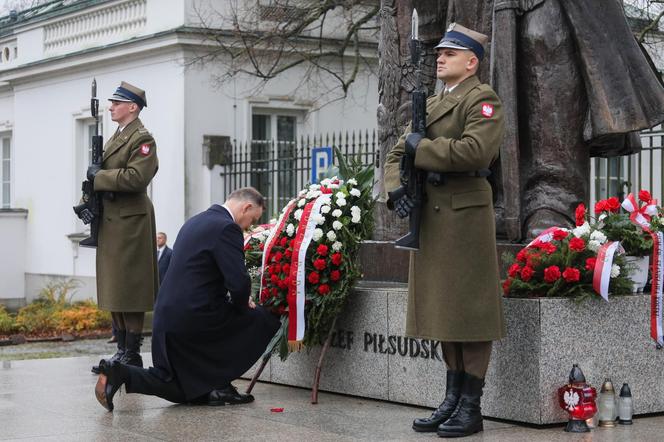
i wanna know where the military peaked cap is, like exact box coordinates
[435,23,489,61]
[109,81,147,108]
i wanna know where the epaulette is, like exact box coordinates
[137,128,151,136]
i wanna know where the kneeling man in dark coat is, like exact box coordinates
[95,187,280,411]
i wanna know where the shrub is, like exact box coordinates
[0,305,17,334]
[54,300,111,332]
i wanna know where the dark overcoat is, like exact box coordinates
[384,76,506,342]
[158,245,172,283]
[149,205,280,400]
[93,117,159,312]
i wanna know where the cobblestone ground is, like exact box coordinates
[0,337,152,361]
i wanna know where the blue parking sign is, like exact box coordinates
[311,146,333,184]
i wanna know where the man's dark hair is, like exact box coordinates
[227,187,266,209]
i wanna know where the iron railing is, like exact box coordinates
[219,130,377,221]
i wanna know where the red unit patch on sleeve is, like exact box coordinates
[139,144,151,156]
[481,103,494,118]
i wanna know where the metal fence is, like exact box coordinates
[219,130,377,221]
[590,125,664,208]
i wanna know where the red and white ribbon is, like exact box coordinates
[526,226,560,248]
[259,200,296,302]
[287,194,330,347]
[593,241,621,301]
[650,232,664,347]
[622,193,658,231]
[244,223,275,246]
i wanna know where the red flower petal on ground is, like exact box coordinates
[639,190,652,203]
[313,258,327,270]
[508,263,521,278]
[331,253,343,266]
[543,266,561,283]
[575,203,586,227]
[318,284,331,295]
[569,237,586,252]
[585,257,597,271]
[520,266,534,282]
[330,270,341,281]
[317,244,329,256]
[562,267,581,283]
[308,271,320,284]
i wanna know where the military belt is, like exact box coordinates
[427,169,491,186]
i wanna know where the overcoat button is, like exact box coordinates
[434,206,440,212]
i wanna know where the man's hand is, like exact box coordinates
[248,298,256,309]
[395,194,416,219]
[77,207,95,225]
[405,133,422,157]
[87,165,101,182]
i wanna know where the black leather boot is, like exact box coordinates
[413,371,464,432]
[437,373,484,438]
[95,359,130,412]
[91,330,126,374]
[121,332,144,367]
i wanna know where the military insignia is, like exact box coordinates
[481,103,494,118]
[139,144,151,156]
[447,22,455,32]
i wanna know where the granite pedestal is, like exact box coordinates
[245,284,664,425]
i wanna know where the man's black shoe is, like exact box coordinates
[94,359,129,412]
[92,330,126,374]
[197,385,254,406]
[413,371,464,432]
[437,373,485,438]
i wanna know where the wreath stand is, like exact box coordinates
[246,316,338,404]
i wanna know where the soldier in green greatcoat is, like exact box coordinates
[89,81,159,374]
[384,24,505,438]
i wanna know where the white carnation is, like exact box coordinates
[298,198,306,207]
[332,209,343,218]
[332,241,343,251]
[335,191,346,199]
[321,205,331,214]
[327,231,337,242]
[588,240,601,252]
[294,209,303,221]
[298,189,307,197]
[611,264,620,278]
[572,222,591,238]
[350,188,361,197]
[320,178,331,186]
[309,184,321,191]
[313,228,323,242]
[286,224,295,237]
[351,206,361,216]
[352,215,361,224]
[347,178,357,186]
[306,190,322,199]
[333,220,343,230]
[590,230,607,244]
[315,214,326,225]
[337,198,347,207]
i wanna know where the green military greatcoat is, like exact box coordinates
[384,75,506,342]
[93,117,159,312]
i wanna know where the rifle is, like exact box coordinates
[388,9,427,251]
[73,79,104,248]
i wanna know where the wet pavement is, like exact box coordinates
[1,342,664,441]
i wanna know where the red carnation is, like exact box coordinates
[562,267,581,283]
[317,244,329,256]
[273,251,283,262]
[282,263,290,275]
[313,258,327,270]
[244,243,252,251]
[508,263,521,278]
[284,249,292,259]
[585,257,597,271]
[569,237,586,252]
[308,271,320,284]
[553,229,569,241]
[331,253,343,266]
[594,200,608,214]
[639,190,652,203]
[516,249,528,263]
[543,266,561,283]
[289,240,295,248]
[502,278,512,295]
[607,197,620,213]
[318,284,331,295]
[277,279,287,289]
[279,236,288,247]
[575,203,586,227]
[542,242,557,255]
[330,270,341,281]
[520,266,535,282]
[259,243,265,250]
[273,263,282,274]
[270,274,279,285]
[271,287,278,297]
[261,288,269,299]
